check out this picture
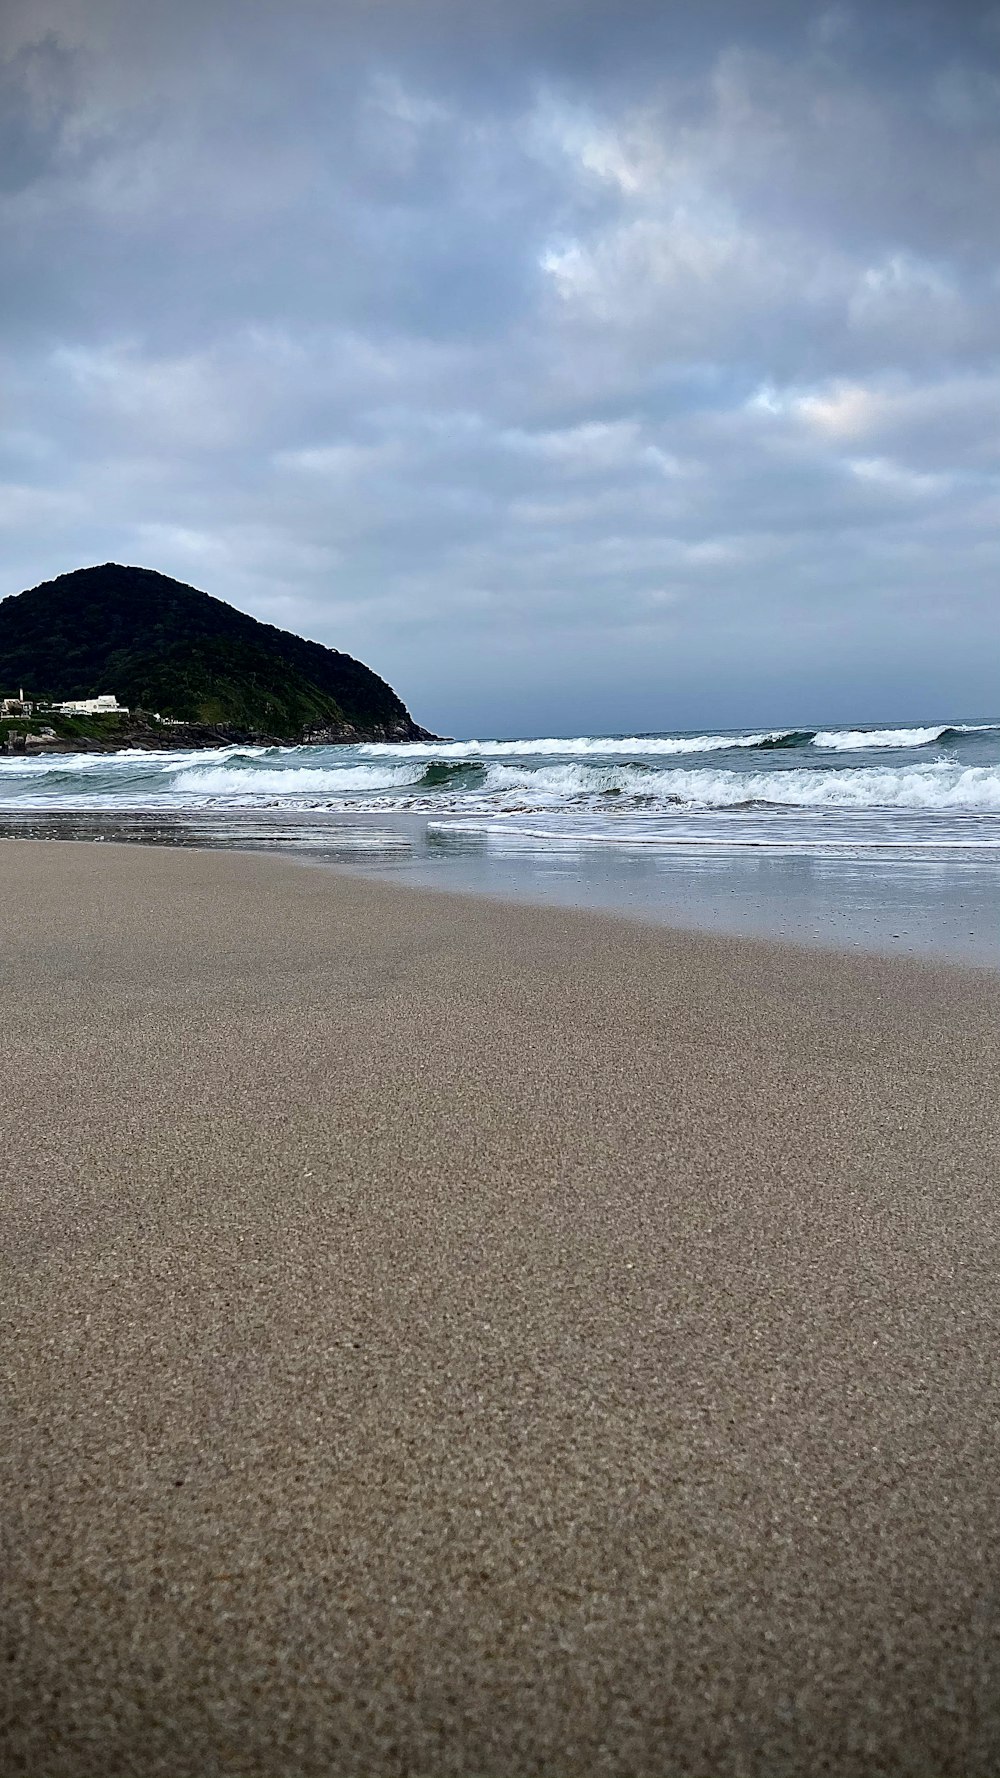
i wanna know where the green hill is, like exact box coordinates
[0,563,431,742]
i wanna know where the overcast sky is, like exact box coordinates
[1,0,998,734]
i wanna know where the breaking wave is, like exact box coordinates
[359,730,803,758]
[475,760,1000,810]
[45,756,1000,814]
[358,722,1000,760]
[171,761,423,797]
[813,725,953,750]
[3,723,1000,850]
[642,762,1000,811]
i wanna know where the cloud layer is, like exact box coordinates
[1,0,998,732]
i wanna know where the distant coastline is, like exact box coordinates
[0,563,436,748]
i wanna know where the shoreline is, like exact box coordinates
[1,814,999,971]
[3,839,1000,1775]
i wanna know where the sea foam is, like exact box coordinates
[170,761,423,797]
[812,725,951,750]
[358,731,797,758]
[2,726,1000,838]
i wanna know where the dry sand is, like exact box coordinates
[2,837,1000,1777]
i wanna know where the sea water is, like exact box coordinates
[2,720,999,964]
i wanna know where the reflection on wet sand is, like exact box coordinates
[2,807,997,968]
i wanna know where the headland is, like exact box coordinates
[0,562,436,750]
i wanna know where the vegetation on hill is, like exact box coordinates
[0,563,430,742]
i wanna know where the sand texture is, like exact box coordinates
[2,838,1000,1776]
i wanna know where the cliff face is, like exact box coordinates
[0,563,433,744]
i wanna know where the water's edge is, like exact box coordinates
[4,806,999,971]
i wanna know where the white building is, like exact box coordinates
[53,694,129,716]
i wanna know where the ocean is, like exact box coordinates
[3,719,1000,964]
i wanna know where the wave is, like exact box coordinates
[0,743,259,778]
[416,760,487,788]
[471,761,1000,811]
[481,762,663,798]
[810,723,999,750]
[746,729,816,749]
[3,723,993,800]
[431,818,1000,853]
[170,762,423,797]
[164,758,1000,812]
[358,730,803,758]
[811,725,953,751]
[365,722,1000,760]
[176,758,488,796]
[2,727,999,822]
[670,763,1000,810]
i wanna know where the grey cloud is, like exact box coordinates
[0,0,998,732]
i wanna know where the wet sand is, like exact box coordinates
[2,838,999,1776]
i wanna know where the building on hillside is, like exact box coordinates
[1,690,33,716]
[50,694,129,716]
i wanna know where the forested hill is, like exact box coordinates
[0,563,432,742]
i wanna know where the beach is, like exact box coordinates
[3,837,1000,1776]
[5,719,1000,968]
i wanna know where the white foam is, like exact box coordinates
[458,760,1000,811]
[5,756,1000,816]
[358,731,794,758]
[0,757,81,776]
[429,818,1000,852]
[169,761,422,798]
[811,726,950,750]
[369,722,1000,759]
[639,763,1000,811]
[0,743,257,776]
[2,728,1000,833]
[480,761,663,798]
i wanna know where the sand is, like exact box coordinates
[2,837,1000,1777]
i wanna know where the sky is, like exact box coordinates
[1,0,998,736]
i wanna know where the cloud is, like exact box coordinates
[1,0,998,730]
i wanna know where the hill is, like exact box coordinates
[0,564,432,745]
